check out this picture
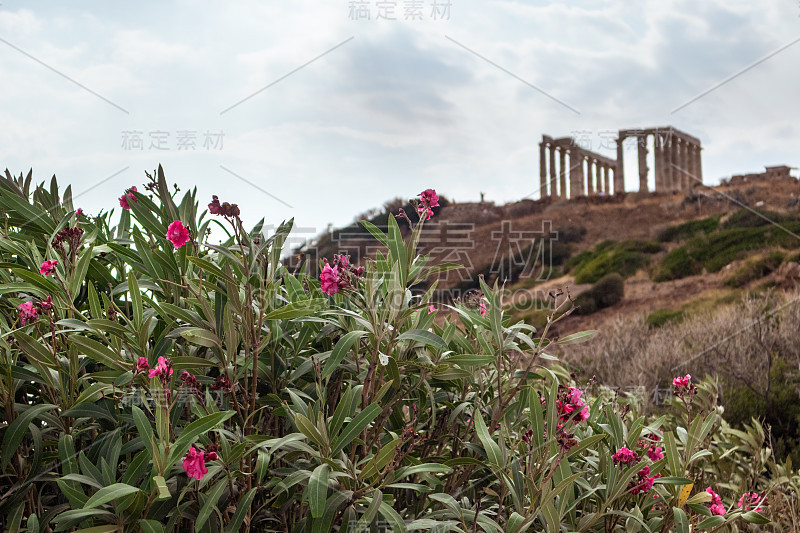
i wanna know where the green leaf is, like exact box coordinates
[557,330,598,345]
[697,516,725,529]
[265,299,325,320]
[672,507,689,533]
[224,488,257,533]
[330,403,381,455]
[305,463,330,519]
[180,328,221,349]
[473,410,502,467]
[741,511,770,524]
[139,519,166,533]
[168,411,235,468]
[1,403,57,469]
[397,329,449,351]
[153,475,170,500]
[322,330,366,379]
[196,478,227,530]
[83,483,141,509]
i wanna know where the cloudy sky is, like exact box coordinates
[1,0,798,244]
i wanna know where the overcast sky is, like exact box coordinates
[2,1,799,245]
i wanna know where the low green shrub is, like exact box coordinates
[569,240,661,284]
[657,215,720,242]
[574,272,624,315]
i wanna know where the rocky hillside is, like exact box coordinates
[293,171,800,337]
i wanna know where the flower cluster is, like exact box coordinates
[673,374,696,394]
[182,444,218,480]
[417,188,440,221]
[39,260,58,275]
[319,254,364,296]
[52,226,84,259]
[119,186,138,210]
[211,374,231,392]
[166,220,190,249]
[706,487,726,516]
[737,491,766,513]
[629,465,661,495]
[556,386,590,423]
[17,296,54,326]
[611,447,638,466]
[208,195,240,218]
[180,371,203,397]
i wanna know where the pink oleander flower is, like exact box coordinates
[76,208,83,217]
[576,405,590,422]
[647,446,664,461]
[166,220,190,249]
[612,447,638,466]
[738,492,765,512]
[182,445,208,480]
[320,263,341,295]
[18,301,39,325]
[556,386,590,423]
[673,374,691,389]
[566,387,582,405]
[39,260,58,275]
[428,304,436,313]
[629,465,660,495]
[147,356,173,379]
[479,301,487,315]
[119,186,138,210]
[417,188,440,220]
[706,487,725,515]
[38,296,53,313]
[136,357,149,372]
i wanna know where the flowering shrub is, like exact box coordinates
[0,167,788,532]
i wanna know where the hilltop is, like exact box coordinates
[293,168,800,338]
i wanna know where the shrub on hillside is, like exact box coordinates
[657,215,720,242]
[574,272,624,315]
[724,251,785,287]
[646,308,685,328]
[568,240,660,284]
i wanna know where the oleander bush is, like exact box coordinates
[0,167,793,532]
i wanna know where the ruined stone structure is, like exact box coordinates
[727,165,794,185]
[539,126,703,199]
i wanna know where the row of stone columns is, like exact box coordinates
[617,131,702,193]
[539,141,616,199]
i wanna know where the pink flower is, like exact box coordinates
[647,446,664,461]
[629,465,660,495]
[673,374,691,389]
[147,356,173,379]
[320,263,341,295]
[479,301,487,315]
[39,260,58,275]
[76,208,83,217]
[576,406,590,422]
[566,387,583,405]
[417,188,440,220]
[705,487,725,515]
[166,220,190,249]
[119,186,138,210]
[612,447,638,466]
[738,492,765,512]
[18,301,39,325]
[136,357,149,372]
[428,305,436,314]
[182,445,208,480]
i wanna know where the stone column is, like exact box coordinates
[615,136,625,194]
[637,133,649,193]
[681,139,691,192]
[662,134,673,191]
[570,151,584,198]
[549,143,557,197]
[671,138,681,192]
[603,165,610,194]
[539,142,547,198]
[687,144,696,187]
[587,160,595,195]
[559,147,567,199]
[653,136,663,192]
[695,145,703,184]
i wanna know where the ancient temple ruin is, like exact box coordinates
[539,126,703,199]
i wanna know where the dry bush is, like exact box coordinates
[563,288,800,395]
